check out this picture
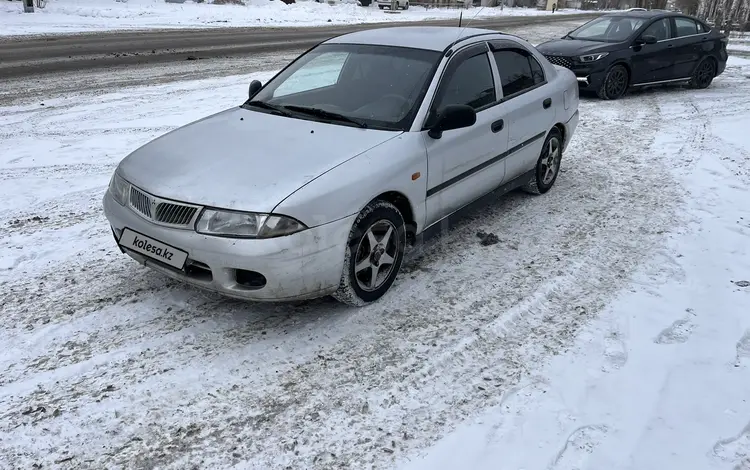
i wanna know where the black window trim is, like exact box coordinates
[421,41,498,131]
[488,42,548,104]
[666,15,711,41]
[637,17,674,42]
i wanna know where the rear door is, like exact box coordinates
[670,16,708,79]
[630,17,675,84]
[489,42,555,182]
[422,42,508,227]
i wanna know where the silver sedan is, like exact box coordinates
[103,26,580,306]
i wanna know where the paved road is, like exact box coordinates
[0,12,600,78]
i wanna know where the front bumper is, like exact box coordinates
[103,190,355,302]
[573,68,607,91]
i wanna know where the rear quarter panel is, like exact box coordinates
[549,64,579,148]
[511,36,579,135]
[272,132,428,232]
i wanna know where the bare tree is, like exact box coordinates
[697,0,750,32]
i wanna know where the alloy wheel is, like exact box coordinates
[606,68,627,98]
[541,137,562,186]
[697,60,715,88]
[354,220,399,292]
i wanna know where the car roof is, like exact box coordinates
[601,9,677,19]
[324,26,507,52]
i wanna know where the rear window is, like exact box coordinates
[674,17,701,37]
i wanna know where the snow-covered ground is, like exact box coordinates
[0,0,581,36]
[1,52,750,469]
[728,36,750,54]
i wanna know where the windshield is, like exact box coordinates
[568,16,647,42]
[246,43,441,131]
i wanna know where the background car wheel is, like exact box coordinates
[597,64,629,100]
[690,57,716,89]
[522,127,563,195]
[333,200,406,307]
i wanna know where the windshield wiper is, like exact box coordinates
[244,100,292,117]
[284,105,368,129]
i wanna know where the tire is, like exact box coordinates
[522,127,564,195]
[333,200,406,306]
[690,57,716,89]
[596,64,629,100]
[402,2,408,8]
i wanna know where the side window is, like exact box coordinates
[273,52,349,98]
[493,49,537,97]
[641,18,672,41]
[674,17,700,37]
[529,56,545,85]
[433,52,496,111]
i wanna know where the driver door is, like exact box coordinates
[421,42,508,228]
[630,18,676,85]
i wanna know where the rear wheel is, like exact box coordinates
[597,64,629,100]
[522,127,563,195]
[690,57,716,89]
[333,200,406,306]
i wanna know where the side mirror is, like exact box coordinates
[636,34,658,45]
[427,104,477,139]
[248,80,262,99]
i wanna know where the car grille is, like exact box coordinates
[544,55,574,69]
[128,185,201,227]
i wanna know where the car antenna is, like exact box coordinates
[451,6,486,50]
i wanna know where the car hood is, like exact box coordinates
[117,107,399,213]
[536,39,618,57]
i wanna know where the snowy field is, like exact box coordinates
[0,0,581,36]
[1,50,750,469]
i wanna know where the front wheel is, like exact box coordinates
[522,127,563,195]
[597,64,629,100]
[333,200,406,306]
[690,57,716,89]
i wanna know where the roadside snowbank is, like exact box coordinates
[0,0,579,36]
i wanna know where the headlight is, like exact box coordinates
[195,209,307,238]
[108,171,130,205]
[578,52,609,63]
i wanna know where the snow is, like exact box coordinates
[400,58,750,470]
[0,0,580,36]
[1,49,750,468]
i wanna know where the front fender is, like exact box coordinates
[272,133,428,231]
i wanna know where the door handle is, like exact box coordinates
[491,119,504,133]
[543,98,552,109]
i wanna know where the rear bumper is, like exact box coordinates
[563,109,579,152]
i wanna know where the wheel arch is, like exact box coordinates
[366,191,417,244]
[611,60,633,85]
[553,122,566,146]
[698,54,719,76]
